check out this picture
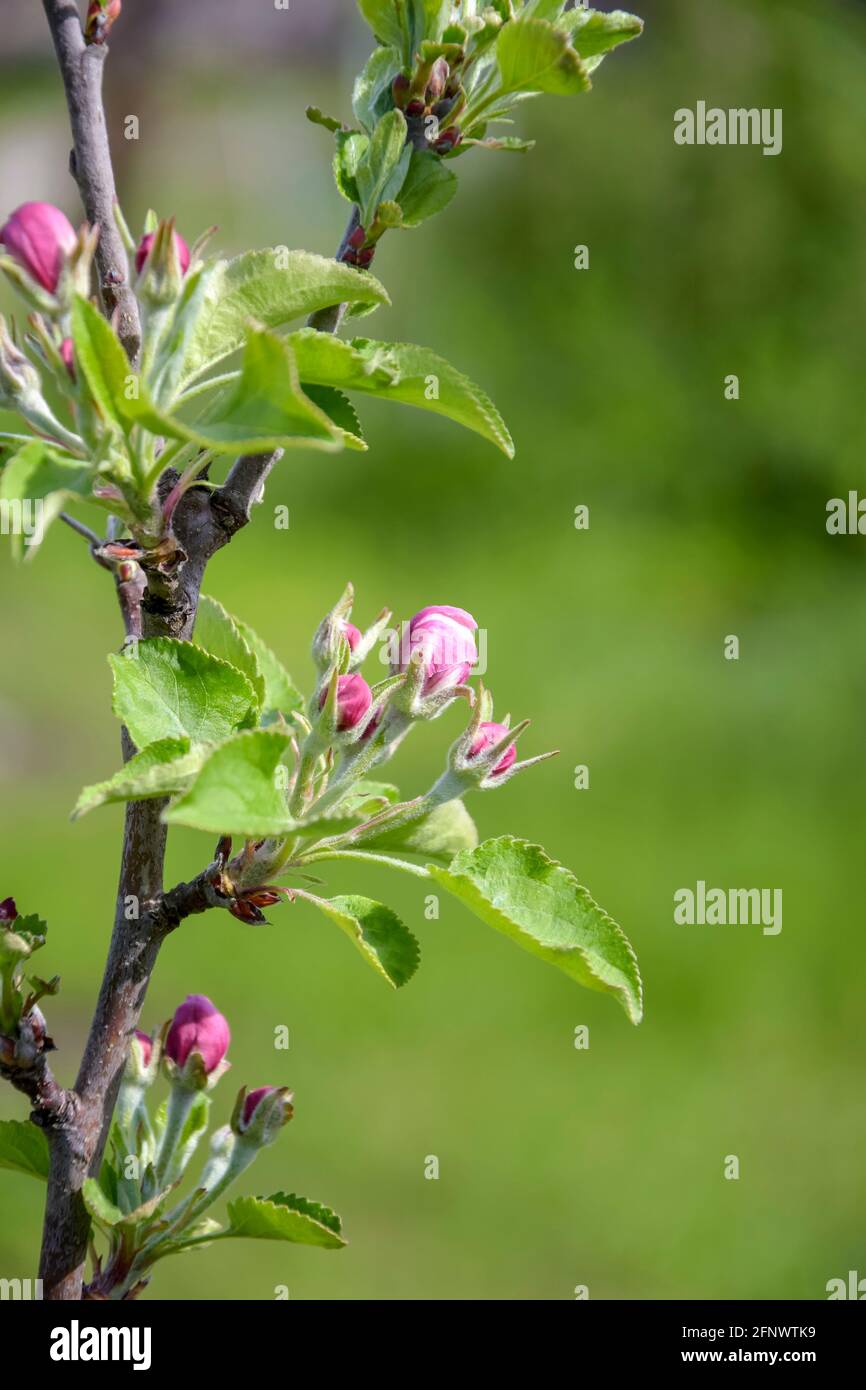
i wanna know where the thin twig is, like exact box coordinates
[59,510,101,547]
[42,0,141,361]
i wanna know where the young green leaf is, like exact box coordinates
[195,596,266,706]
[356,110,411,228]
[162,729,294,838]
[361,798,478,864]
[73,738,205,819]
[164,328,343,455]
[396,150,458,227]
[302,385,367,451]
[334,131,371,205]
[70,295,134,434]
[428,836,643,1024]
[109,638,259,750]
[159,250,390,398]
[306,105,347,133]
[225,1192,346,1249]
[0,1120,50,1182]
[357,0,407,55]
[558,8,644,58]
[353,45,402,133]
[292,335,514,457]
[0,442,94,559]
[496,17,591,96]
[234,618,303,715]
[298,891,420,988]
[82,1176,124,1228]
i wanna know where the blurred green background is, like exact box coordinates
[2,0,865,1300]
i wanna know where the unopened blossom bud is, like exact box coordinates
[134,1029,153,1067]
[135,228,190,276]
[85,0,122,45]
[469,722,517,777]
[318,673,373,732]
[0,203,76,294]
[242,1086,276,1127]
[406,98,426,118]
[0,898,17,921]
[0,317,41,403]
[426,58,449,103]
[59,337,75,379]
[399,605,477,695]
[392,73,411,108]
[234,1084,294,1144]
[165,994,230,1075]
[434,128,463,154]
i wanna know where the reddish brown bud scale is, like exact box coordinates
[406,99,426,118]
[347,226,366,251]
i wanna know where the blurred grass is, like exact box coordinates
[1,0,865,1299]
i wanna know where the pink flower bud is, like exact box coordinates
[318,673,373,731]
[134,1029,153,1067]
[403,605,477,694]
[59,337,75,379]
[469,722,516,776]
[165,994,230,1074]
[342,620,361,651]
[242,1086,277,1127]
[0,203,77,293]
[135,229,191,276]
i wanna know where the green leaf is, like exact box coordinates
[164,328,343,455]
[496,17,591,96]
[302,385,367,451]
[294,336,515,457]
[72,738,205,819]
[225,1192,346,1249]
[396,150,458,227]
[291,330,399,391]
[70,295,134,433]
[160,251,390,398]
[353,46,402,133]
[429,837,643,1024]
[163,729,294,838]
[466,135,536,153]
[357,0,406,53]
[234,619,302,715]
[0,1120,49,1182]
[306,105,346,133]
[363,799,478,864]
[558,8,644,58]
[0,441,94,559]
[334,131,370,205]
[300,892,419,988]
[356,110,411,228]
[331,780,401,816]
[82,1176,124,1228]
[195,596,266,707]
[109,638,259,750]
